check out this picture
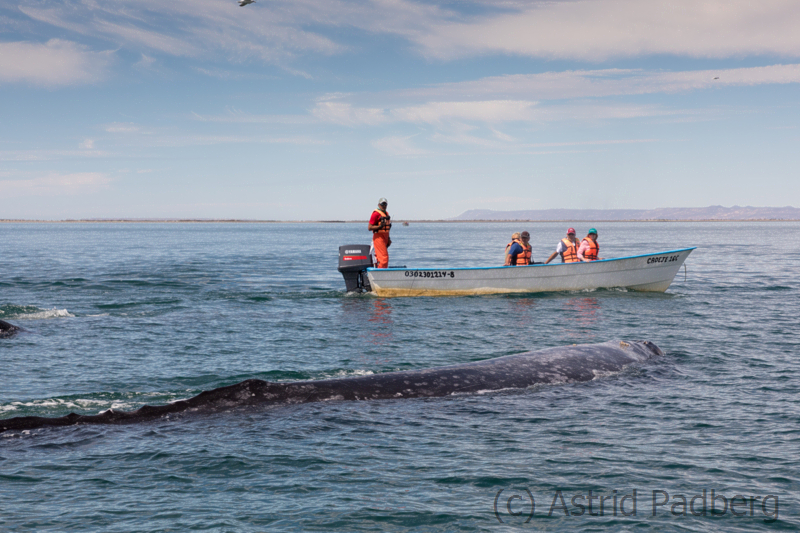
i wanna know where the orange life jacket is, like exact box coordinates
[516,242,532,265]
[582,238,599,261]
[561,238,579,263]
[372,209,391,233]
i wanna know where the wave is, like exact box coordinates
[0,305,74,320]
[331,369,375,378]
[0,391,189,416]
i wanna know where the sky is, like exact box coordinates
[1,0,799,220]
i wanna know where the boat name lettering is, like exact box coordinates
[647,255,680,264]
[404,270,455,278]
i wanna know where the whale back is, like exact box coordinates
[254,340,661,403]
[1,340,663,433]
[0,320,21,339]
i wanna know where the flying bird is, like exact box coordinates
[714,77,719,80]
[238,0,254,6]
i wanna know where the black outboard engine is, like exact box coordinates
[338,244,373,293]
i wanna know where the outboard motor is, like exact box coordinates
[338,244,373,293]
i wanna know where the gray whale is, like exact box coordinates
[1,340,663,433]
[0,320,21,339]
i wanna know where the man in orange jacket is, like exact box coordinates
[368,198,392,268]
[545,227,580,264]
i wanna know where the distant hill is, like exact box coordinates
[451,206,800,221]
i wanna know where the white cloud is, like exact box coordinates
[19,0,344,69]
[137,133,326,148]
[312,101,390,126]
[428,130,511,149]
[0,39,112,86]
[533,103,684,122]
[396,64,800,102]
[12,0,800,78]
[489,128,515,142]
[105,122,144,133]
[525,138,660,148]
[1,172,111,196]
[191,109,314,125]
[371,136,430,156]
[0,149,112,161]
[414,0,800,60]
[313,98,539,125]
[134,54,157,68]
[392,100,536,124]
[314,98,683,126]
[369,124,660,156]
[192,67,277,80]
[306,64,800,128]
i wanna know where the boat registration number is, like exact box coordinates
[405,270,455,278]
[647,255,680,264]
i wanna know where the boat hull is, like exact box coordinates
[366,248,695,297]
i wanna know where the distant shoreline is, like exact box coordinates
[2,218,799,224]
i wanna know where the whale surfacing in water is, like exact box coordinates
[0,320,21,339]
[1,340,663,433]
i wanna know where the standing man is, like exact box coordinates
[368,198,392,268]
[545,227,580,264]
[578,228,603,261]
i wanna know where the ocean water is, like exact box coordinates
[1,221,798,532]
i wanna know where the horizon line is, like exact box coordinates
[3,218,800,224]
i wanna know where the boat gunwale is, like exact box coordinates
[366,247,697,273]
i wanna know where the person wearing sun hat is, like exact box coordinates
[545,227,581,264]
[578,228,603,262]
[368,198,392,268]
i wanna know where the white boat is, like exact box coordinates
[360,248,695,297]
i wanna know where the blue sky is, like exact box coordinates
[1,0,799,220]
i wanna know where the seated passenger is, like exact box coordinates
[504,232,521,265]
[578,228,604,261]
[505,231,533,266]
[545,227,580,264]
